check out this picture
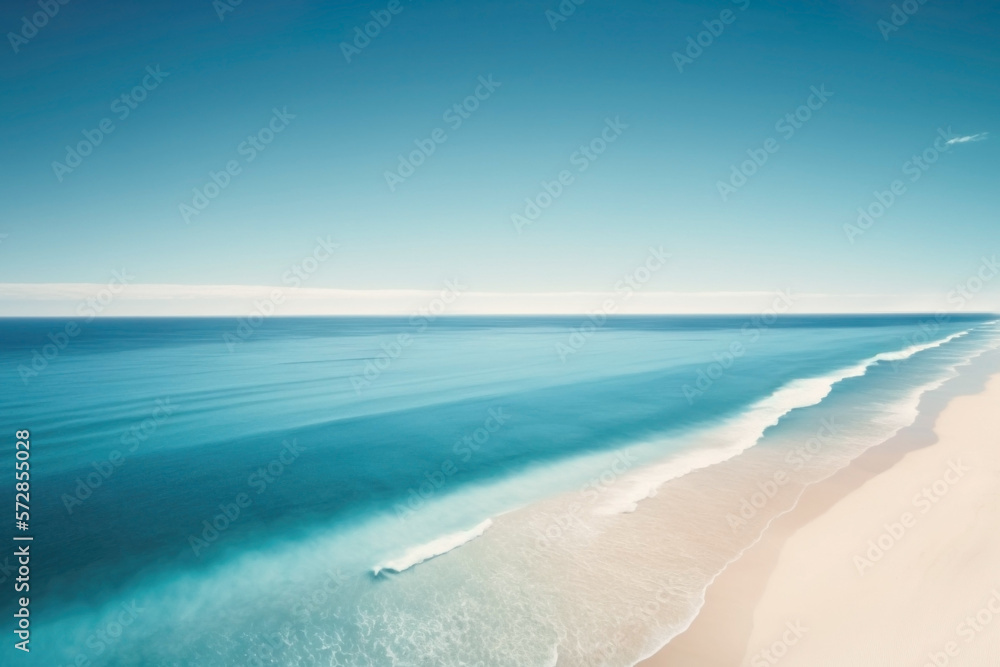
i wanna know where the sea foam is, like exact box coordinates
[594,329,972,515]
[372,519,494,575]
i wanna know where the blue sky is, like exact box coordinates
[0,0,997,314]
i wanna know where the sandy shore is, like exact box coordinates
[641,369,1000,667]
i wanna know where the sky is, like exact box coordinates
[0,0,998,315]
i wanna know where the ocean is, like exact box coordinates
[1,314,997,666]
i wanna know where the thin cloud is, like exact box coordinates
[946,132,989,146]
[0,283,979,316]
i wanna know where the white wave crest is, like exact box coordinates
[594,329,971,515]
[372,519,493,576]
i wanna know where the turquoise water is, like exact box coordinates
[1,315,996,666]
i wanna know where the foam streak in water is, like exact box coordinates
[372,519,493,575]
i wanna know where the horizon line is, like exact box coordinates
[1,312,997,319]
[0,283,996,317]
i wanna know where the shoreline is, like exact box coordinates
[639,347,1000,666]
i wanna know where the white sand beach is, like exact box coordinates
[642,372,1000,666]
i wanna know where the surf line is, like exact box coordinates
[372,519,493,576]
